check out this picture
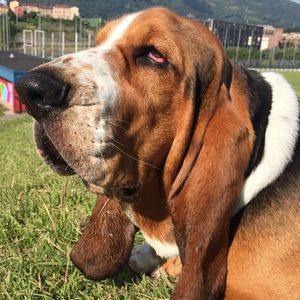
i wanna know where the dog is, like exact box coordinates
[16,7,300,299]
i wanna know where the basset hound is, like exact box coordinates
[16,7,300,300]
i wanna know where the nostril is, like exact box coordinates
[28,91,43,105]
[16,70,69,120]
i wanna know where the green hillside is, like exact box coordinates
[15,0,300,27]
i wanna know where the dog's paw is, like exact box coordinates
[159,256,182,277]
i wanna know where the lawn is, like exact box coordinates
[0,116,173,299]
[278,71,300,97]
[0,104,8,117]
[0,71,299,299]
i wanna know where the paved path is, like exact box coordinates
[0,110,28,120]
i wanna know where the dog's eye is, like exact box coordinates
[147,49,167,65]
[135,46,169,68]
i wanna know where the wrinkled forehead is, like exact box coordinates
[96,8,182,51]
[44,8,220,83]
[45,10,176,70]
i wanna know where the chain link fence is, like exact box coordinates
[0,12,299,69]
[0,12,99,60]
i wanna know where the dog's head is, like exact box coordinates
[16,7,232,201]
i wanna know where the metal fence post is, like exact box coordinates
[75,32,78,52]
[224,27,228,48]
[247,29,254,65]
[235,27,242,62]
[5,12,9,50]
[62,32,65,56]
[51,32,54,60]
[293,43,297,62]
[282,38,288,62]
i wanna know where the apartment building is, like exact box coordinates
[203,19,263,50]
[9,1,79,20]
[39,5,52,18]
[260,25,284,50]
[283,32,300,46]
[0,3,8,14]
[52,4,79,20]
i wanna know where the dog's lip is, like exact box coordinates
[34,121,75,176]
[83,181,139,201]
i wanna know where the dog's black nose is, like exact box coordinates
[15,71,69,120]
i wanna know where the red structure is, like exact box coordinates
[0,51,47,113]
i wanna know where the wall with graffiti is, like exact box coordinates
[0,77,25,113]
[0,78,14,108]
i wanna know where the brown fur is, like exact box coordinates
[71,196,135,280]
[156,143,300,299]
[20,7,299,300]
[94,9,255,298]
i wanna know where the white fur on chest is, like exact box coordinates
[143,234,179,258]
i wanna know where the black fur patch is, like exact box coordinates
[242,68,273,177]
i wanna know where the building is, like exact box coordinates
[283,32,300,46]
[52,4,79,20]
[21,3,39,13]
[203,19,263,50]
[9,1,19,13]
[9,1,79,20]
[0,3,8,13]
[38,5,52,18]
[260,25,283,50]
[14,5,25,17]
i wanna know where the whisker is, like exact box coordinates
[105,133,127,147]
[109,142,161,171]
[106,120,128,132]
[101,118,131,126]
[94,149,107,169]
[97,149,107,170]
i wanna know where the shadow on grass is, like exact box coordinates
[110,264,141,288]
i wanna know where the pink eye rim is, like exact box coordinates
[134,45,171,69]
[147,50,168,64]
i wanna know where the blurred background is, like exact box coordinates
[0,0,300,67]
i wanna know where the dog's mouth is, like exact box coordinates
[34,121,75,176]
[34,121,139,201]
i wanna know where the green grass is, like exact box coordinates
[86,18,102,28]
[278,71,300,97]
[0,71,299,298]
[0,103,8,117]
[0,116,173,299]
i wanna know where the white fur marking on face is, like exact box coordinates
[100,12,140,51]
[44,12,141,164]
[143,234,179,259]
[235,72,299,214]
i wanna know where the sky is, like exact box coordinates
[0,0,7,4]
[290,0,300,4]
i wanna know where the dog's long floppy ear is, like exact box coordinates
[165,22,252,299]
[71,196,135,280]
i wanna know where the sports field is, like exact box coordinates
[278,71,300,96]
[0,71,299,299]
